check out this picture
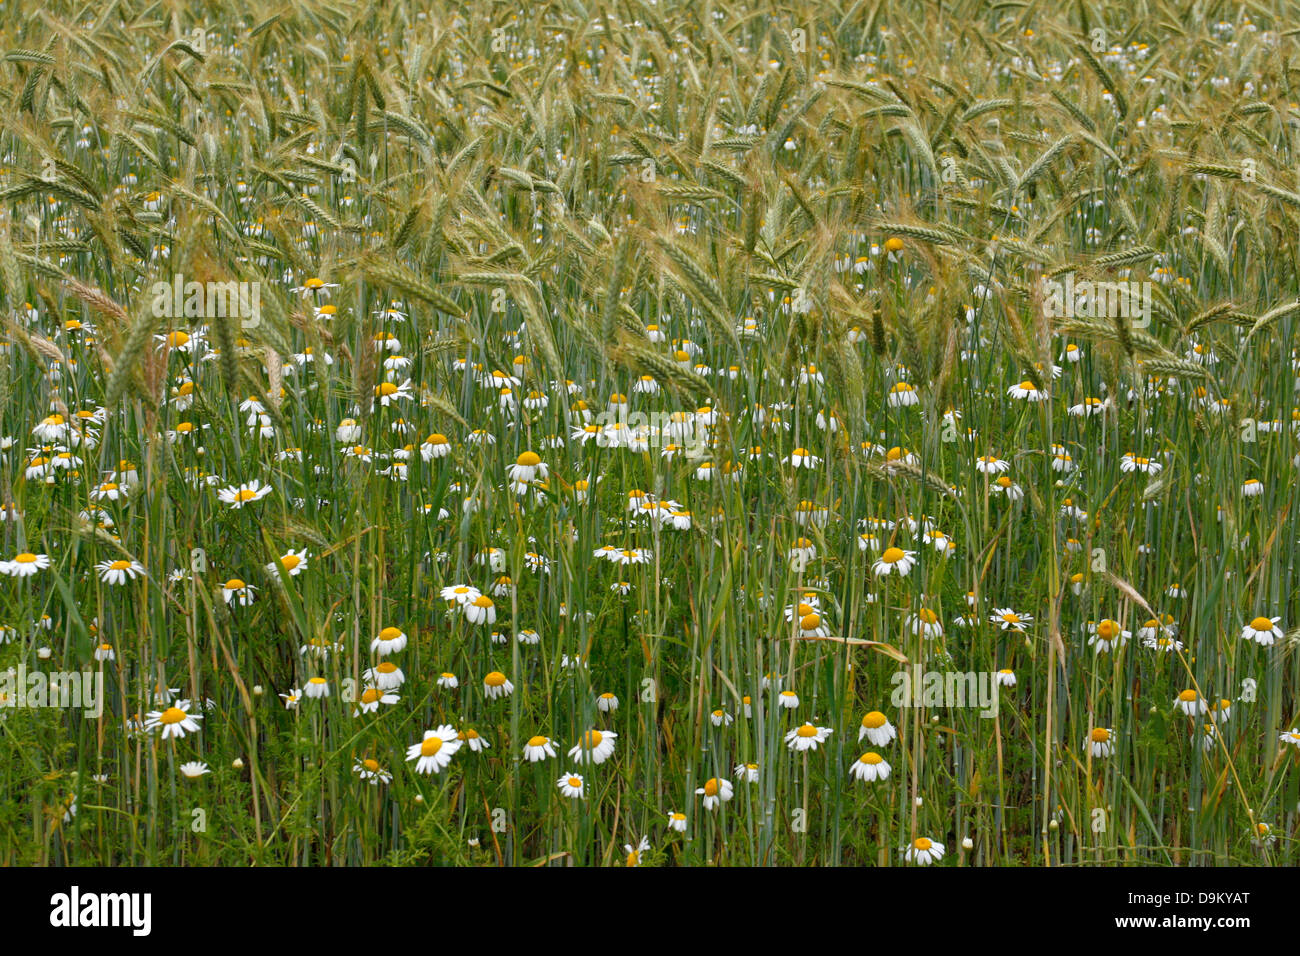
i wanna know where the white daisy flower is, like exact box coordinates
[406,725,462,774]
[0,552,51,577]
[557,772,586,799]
[144,700,202,739]
[371,626,408,655]
[859,711,897,745]
[849,752,891,782]
[1087,728,1114,758]
[95,558,145,585]
[905,837,945,865]
[695,777,734,810]
[785,722,832,751]
[872,547,917,577]
[1240,616,1282,646]
[523,735,558,762]
[216,479,272,508]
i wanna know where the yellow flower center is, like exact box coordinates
[160,707,186,724]
[881,547,904,563]
[862,711,886,729]
[1250,617,1273,631]
[527,736,548,747]
[420,737,443,756]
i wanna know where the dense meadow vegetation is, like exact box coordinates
[1,0,1299,866]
